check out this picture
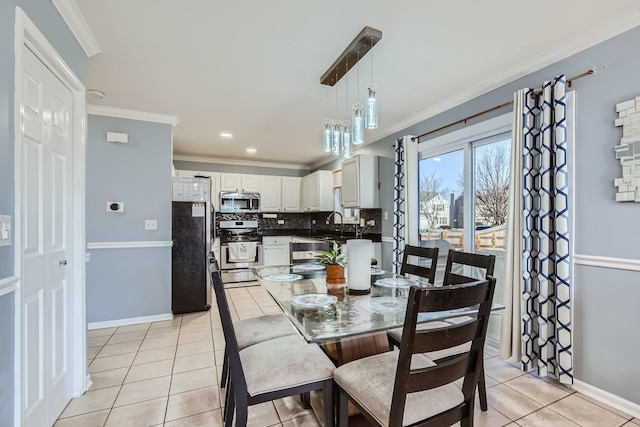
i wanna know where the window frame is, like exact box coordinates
[416,112,512,251]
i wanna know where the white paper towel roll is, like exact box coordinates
[346,239,372,291]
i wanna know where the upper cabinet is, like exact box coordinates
[260,176,302,212]
[282,177,302,212]
[341,155,378,208]
[302,170,333,211]
[220,173,260,193]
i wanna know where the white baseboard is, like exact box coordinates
[88,313,173,330]
[572,379,640,419]
[485,336,500,349]
[79,375,93,397]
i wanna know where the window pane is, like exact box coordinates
[473,138,511,341]
[418,149,464,283]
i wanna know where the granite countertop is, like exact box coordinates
[258,229,382,244]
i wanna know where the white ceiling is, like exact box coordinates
[75,0,640,168]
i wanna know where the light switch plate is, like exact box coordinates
[145,219,158,230]
[0,215,11,247]
[277,219,285,225]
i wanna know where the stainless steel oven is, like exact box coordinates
[218,220,263,284]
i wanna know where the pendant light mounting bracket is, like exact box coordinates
[320,26,382,87]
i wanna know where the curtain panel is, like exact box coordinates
[520,76,573,385]
[393,137,406,274]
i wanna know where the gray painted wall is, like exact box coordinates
[174,160,309,177]
[314,26,640,404]
[86,115,173,322]
[0,1,85,425]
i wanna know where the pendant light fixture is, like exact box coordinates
[320,26,382,153]
[323,87,332,152]
[365,36,378,130]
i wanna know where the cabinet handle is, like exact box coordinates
[59,260,67,266]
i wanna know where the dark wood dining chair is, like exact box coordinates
[335,278,497,427]
[290,241,332,264]
[400,245,439,284]
[388,249,497,412]
[211,270,336,427]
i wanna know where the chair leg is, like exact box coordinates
[337,388,349,427]
[224,382,235,427]
[324,380,334,427]
[234,397,248,427]
[221,348,228,389]
[478,359,488,411]
[300,392,311,409]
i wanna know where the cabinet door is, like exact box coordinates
[220,173,242,192]
[263,245,289,266]
[241,174,261,192]
[281,177,301,212]
[341,157,359,207]
[260,176,282,212]
[303,173,319,211]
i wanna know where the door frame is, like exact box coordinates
[13,7,87,426]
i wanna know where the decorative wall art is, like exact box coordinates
[614,96,640,202]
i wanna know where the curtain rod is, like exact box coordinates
[409,68,595,142]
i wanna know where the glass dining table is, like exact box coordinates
[250,264,504,348]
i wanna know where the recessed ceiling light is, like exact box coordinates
[86,89,105,99]
[219,131,233,139]
[433,157,442,162]
[246,147,256,154]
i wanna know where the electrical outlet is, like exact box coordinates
[277,219,285,225]
[384,211,389,220]
[367,220,376,226]
[312,219,316,225]
[145,219,158,230]
[360,218,365,227]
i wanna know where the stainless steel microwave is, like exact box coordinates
[219,192,260,213]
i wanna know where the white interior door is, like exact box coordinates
[21,44,73,427]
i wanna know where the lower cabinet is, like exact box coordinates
[262,236,292,266]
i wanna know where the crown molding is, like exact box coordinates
[52,0,101,57]
[370,9,640,145]
[172,154,309,171]
[87,104,180,126]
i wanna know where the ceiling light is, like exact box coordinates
[246,147,256,154]
[433,157,442,162]
[86,89,105,99]
[220,131,233,139]
[320,27,382,153]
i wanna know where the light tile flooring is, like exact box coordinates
[56,284,640,427]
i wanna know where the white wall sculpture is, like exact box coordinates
[614,97,640,202]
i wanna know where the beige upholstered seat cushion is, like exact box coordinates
[234,314,296,350]
[240,335,335,396]
[334,351,464,427]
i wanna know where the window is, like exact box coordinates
[416,113,511,342]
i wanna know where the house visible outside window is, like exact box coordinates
[415,113,512,343]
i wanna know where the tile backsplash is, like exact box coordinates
[214,209,381,235]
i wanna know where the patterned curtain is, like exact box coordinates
[521,76,573,385]
[392,137,405,274]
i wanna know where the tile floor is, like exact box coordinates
[56,284,640,427]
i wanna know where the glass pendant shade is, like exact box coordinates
[365,85,378,129]
[352,103,364,145]
[323,120,332,152]
[342,121,352,158]
[332,120,342,156]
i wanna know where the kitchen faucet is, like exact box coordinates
[326,211,344,237]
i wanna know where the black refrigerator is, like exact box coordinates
[171,180,212,314]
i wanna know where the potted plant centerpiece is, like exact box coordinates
[315,241,346,284]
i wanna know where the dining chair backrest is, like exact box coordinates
[400,245,439,283]
[390,277,496,426]
[211,270,248,393]
[289,241,332,264]
[442,250,496,286]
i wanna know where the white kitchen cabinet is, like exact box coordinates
[260,176,302,212]
[262,236,291,266]
[220,173,260,192]
[281,177,301,212]
[341,155,378,208]
[174,170,220,210]
[302,170,333,212]
[260,176,282,212]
